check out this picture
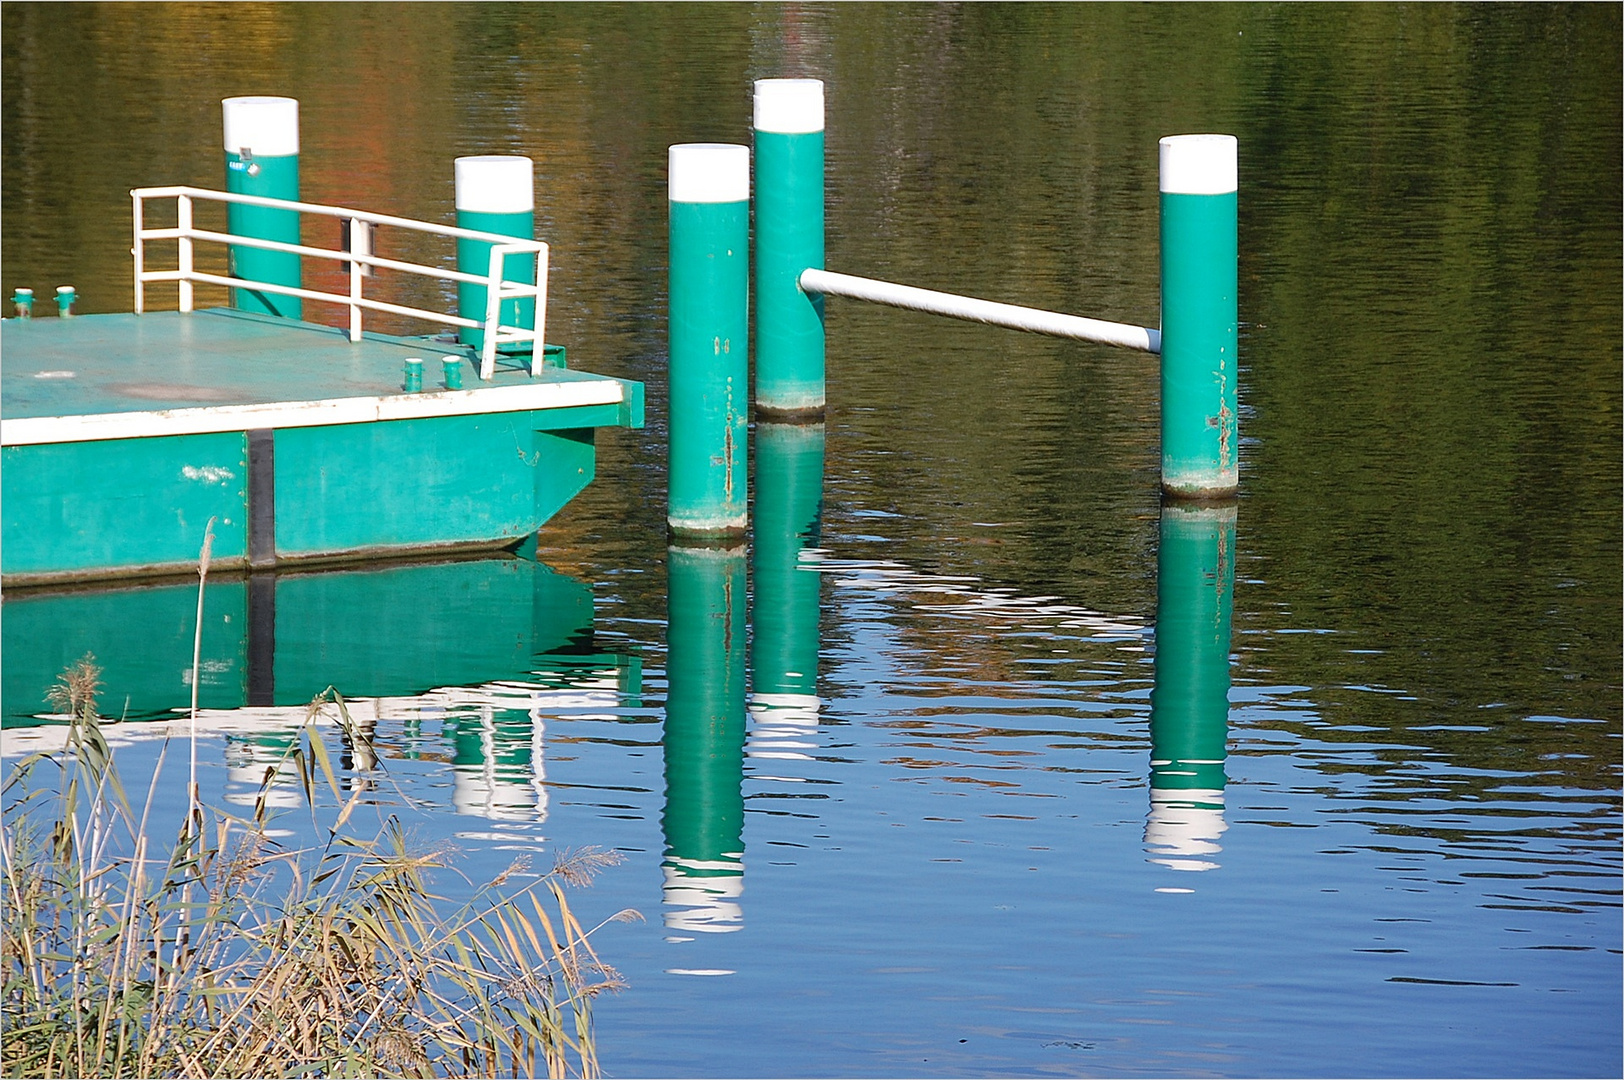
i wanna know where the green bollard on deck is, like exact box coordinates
[753,79,826,420]
[1159,135,1238,500]
[455,155,536,357]
[1145,501,1235,872]
[662,544,748,936]
[223,96,301,319]
[668,143,750,542]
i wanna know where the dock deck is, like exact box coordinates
[1,309,644,585]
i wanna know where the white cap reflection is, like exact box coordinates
[661,856,746,937]
[1144,788,1228,872]
[746,692,822,761]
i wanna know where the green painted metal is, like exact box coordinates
[661,544,747,930]
[668,199,749,539]
[269,558,594,701]
[753,130,825,418]
[1,557,614,728]
[751,423,824,700]
[403,357,424,392]
[2,580,248,724]
[1159,191,1238,498]
[1,433,249,578]
[1149,502,1234,794]
[1,311,644,582]
[0,310,625,421]
[54,286,75,317]
[456,208,536,355]
[225,151,301,319]
[442,356,464,390]
[13,288,34,318]
[270,413,596,558]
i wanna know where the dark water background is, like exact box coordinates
[3,5,1619,1077]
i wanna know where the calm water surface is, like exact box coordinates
[3,5,1619,1077]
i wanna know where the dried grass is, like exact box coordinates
[2,678,637,1079]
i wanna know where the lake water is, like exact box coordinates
[3,5,1620,1077]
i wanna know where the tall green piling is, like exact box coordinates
[1146,501,1235,872]
[455,155,536,357]
[223,96,301,319]
[1159,135,1238,500]
[662,544,748,937]
[753,79,826,420]
[667,143,750,542]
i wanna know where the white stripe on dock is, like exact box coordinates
[1,379,628,447]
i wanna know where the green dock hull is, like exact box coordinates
[2,410,618,582]
[1,310,644,585]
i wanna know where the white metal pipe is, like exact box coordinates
[531,246,548,377]
[798,267,1161,354]
[481,246,504,379]
[177,270,485,329]
[177,195,194,313]
[131,192,145,314]
[132,186,549,249]
[128,188,547,356]
[158,226,546,291]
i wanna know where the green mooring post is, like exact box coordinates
[223,96,301,319]
[455,155,535,357]
[662,544,748,937]
[668,143,750,541]
[1145,501,1235,872]
[753,78,826,420]
[1159,134,1238,500]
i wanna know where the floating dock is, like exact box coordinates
[1,308,642,585]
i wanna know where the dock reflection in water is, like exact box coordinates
[2,556,639,825]
[661,545,748,951]
[1145,502,1235,873]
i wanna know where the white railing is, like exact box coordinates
[131,185,548,379]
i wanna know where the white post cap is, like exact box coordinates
[454,155,535,213]
[754,78,824,134]
[222,96,299,156]
[668,143,750,203]
[1159,134,1238,195]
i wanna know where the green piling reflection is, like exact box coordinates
[748,423,825,759]
[1146,502,1235,872]
[662,544,748,939]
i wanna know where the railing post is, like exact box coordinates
[1159,134,1239,499]
[530,246,549,377]
[667,143,750,543]
[223,96,302,319]
[753,78,826,421]
[177,194,194,313]
[455,155,535,362]
[347,215,364,342]
[481,245,504,380]
[131,192,144,315]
